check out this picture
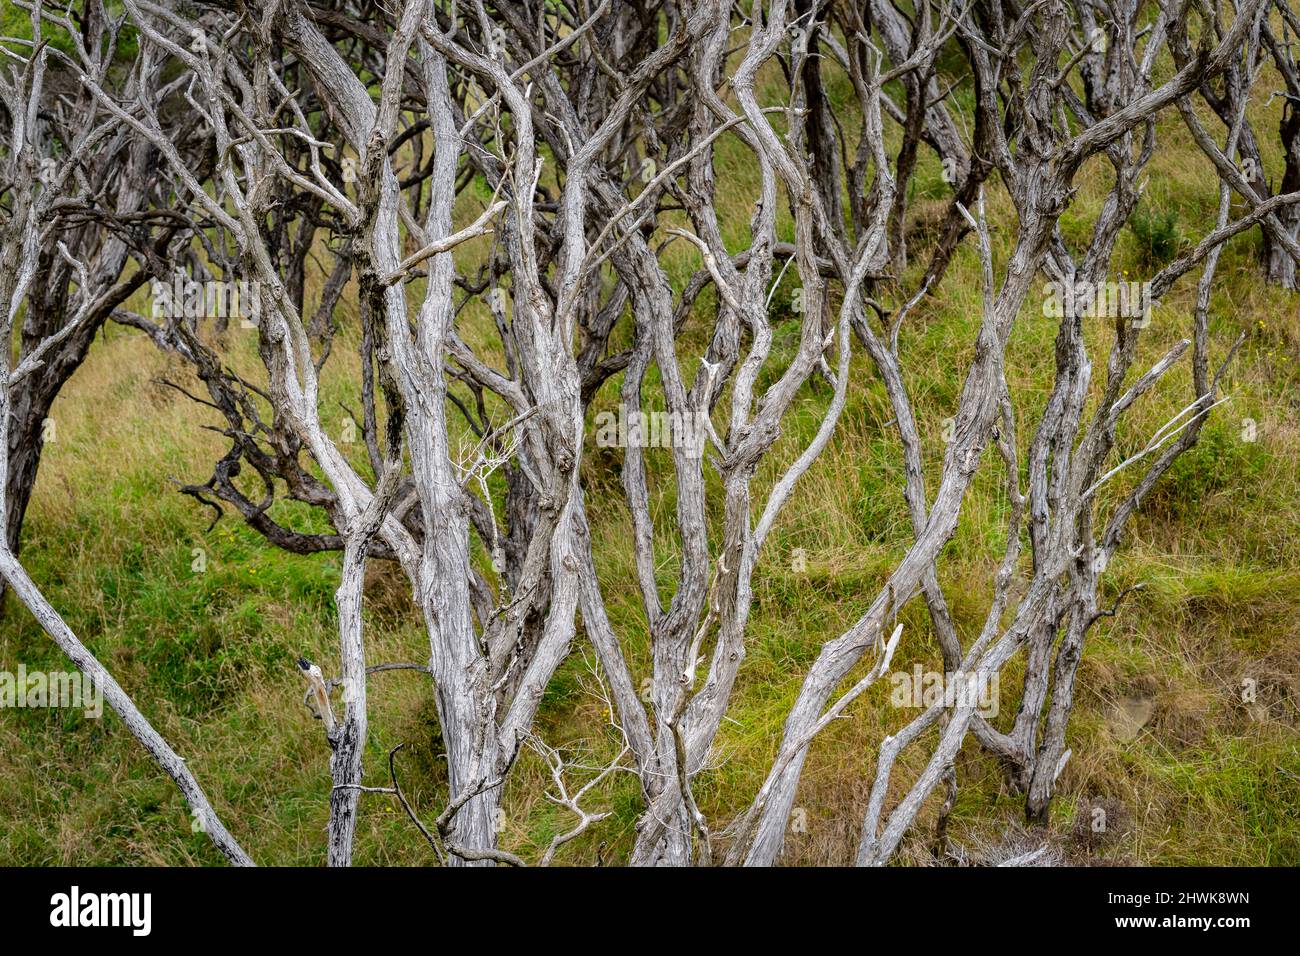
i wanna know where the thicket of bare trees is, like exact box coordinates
[2,0,1295,866]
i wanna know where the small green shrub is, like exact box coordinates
[1129,205,1182,268]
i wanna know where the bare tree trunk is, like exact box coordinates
[1266,101,1300,288]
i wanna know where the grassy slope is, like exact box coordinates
[1,54,1297,867]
